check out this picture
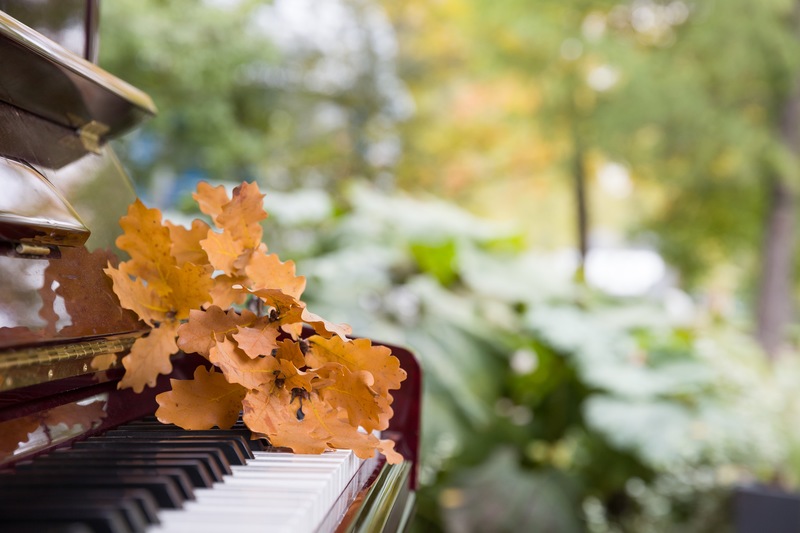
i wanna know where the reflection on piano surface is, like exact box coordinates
[0,3,420,531]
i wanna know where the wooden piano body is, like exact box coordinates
[0,3,421,531]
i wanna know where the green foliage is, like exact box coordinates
[236,184,800,531]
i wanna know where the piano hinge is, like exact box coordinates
[77,120,110,154]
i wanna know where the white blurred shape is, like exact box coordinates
[586,248,666,297]
[597,162,632,198]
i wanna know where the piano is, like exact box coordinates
[0,2,421,532]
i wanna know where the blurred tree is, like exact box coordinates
[387,0,800,355]
[100,0,409,200]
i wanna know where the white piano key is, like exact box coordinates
[148,448,366,533]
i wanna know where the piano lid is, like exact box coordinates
[0,9,157,168]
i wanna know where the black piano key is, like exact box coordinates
[50,447,225,486]
[12,465,195,501]
[102,430,255,459]
[0,499,148,533]
[25,455,214,488]
[0,523,92,533]
[0,473,185,509]
[0,507,131,533]
[120,421,270,450]
[69,442,232,476]
[83,436,246,466]
[109,426,267,453]
[0,487,160,526]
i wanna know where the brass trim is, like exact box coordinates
[0,334,140,390]
[77,120,110,154]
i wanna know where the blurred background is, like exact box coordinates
[98,0,800,531]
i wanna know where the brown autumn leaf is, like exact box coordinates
[245,251,306,299]
[167,219,211,266]
[115,199,176,297]
[177,306,257,357]
[118,322,180,393]
[301,308,352,340]
[306,336,406,398]
[156,366,247,430]
[313,363,386,432]
[200,230,247,275]
[274,338,306,368]
[210,337,279,390]
[232,319,282,359]
[193,181,229,223]
[198,182,267,276]
[210,274,248,308]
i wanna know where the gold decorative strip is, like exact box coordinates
[0,335,139,391]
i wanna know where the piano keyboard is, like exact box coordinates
[0,418,376,533]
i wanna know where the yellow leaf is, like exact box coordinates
[118,323,180,393]
[156,366,247,430]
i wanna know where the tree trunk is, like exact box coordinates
[756,177,796,357]
[573,139,589,271]
[756,71,800,357]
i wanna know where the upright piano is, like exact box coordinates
[0,3,421,532]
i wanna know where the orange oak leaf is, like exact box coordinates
[232,320,282,359]
[156,366,247,430]
[193,181,229,223]
[200,229,246,275]
[275,358,315,392]
[115,199,175,297]
[215,181,266,251]
[242,386,302,442]
[245,252,306,299]
[177,306,257,357]
[210,275,248,308]
[301,308,352,340]
[118,322,180,393]
[167,219,211,266]
[210,337,279,390]
[313,363,387,432]
[104,266,168,326]
[274,339,306,368]
[306,336,406,398]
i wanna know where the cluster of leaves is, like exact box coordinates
[104,182,404,463]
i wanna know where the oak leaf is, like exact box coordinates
[115,199,176,297]
[156,366,247,430]
[177,306,257,357]
[118,323,180,393]
[167,219,210,266]
[210,337,279,390]
[274,339,306,368]
[306,336,406,398]
[313,363,387,432]
[246,251,306,299]
[232,319,282,359]
[301,308,352,340]
[215,181,266,251]
[193,182,229,223]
